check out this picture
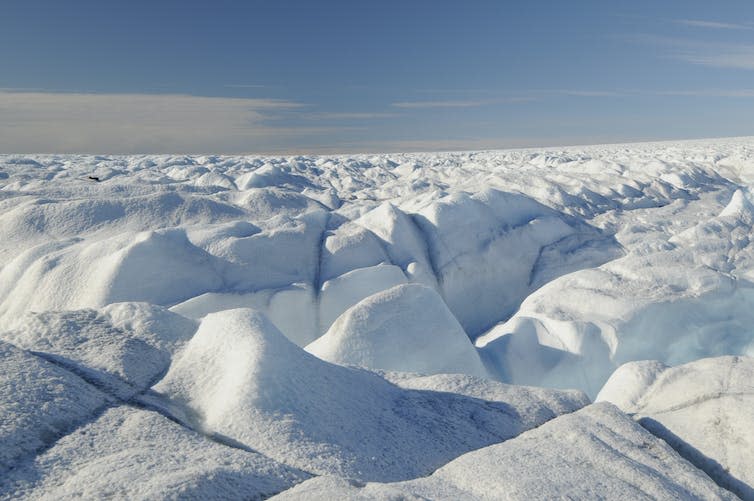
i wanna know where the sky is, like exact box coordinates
[2,0,754,154]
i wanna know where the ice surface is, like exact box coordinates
[2,140,754,497]
[597,356,754,499]
[154,308,587,481]
[273,403,735,500]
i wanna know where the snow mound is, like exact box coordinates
[155,308,586,481]
[597,356,754,499]
[0,341,109,472]
[0,406,309,500]
[274,403,734,501]
[308,284,488,377]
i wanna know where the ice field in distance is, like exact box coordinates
[1,137,753,499]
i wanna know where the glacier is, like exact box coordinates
[0,138,753,499]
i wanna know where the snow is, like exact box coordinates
[2,139,754,497]
[273,403,735,501]
[597,356,754,499]
[153,308,587,481]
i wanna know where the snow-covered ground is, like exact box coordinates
[1,138,753,499]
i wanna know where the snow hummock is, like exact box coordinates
[154,308,587,481]
[308,283,488,377]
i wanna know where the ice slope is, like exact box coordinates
[153,308,588,482]
[597,356,754,499]
[273,403,735,501]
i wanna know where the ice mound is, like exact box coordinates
[320,220,390,282]
[155,308,587,481]
[355,202,438,287]
[236,187,326,220]
[0,341,109,471]
[0,406,310,500]
[208,210,327,292]
[274,403,734,500]
[382,371,589,423]
[597,356,754,499]
[308,284,488,377]
[2,305,196,398]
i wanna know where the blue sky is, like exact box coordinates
[2,0,754,153]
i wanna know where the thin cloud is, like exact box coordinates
[678,47,754,70]
[556,90,628,97]
[637,34,754,70]
[223,84,268,88]
[391,97,533,109]
[0,91,359,154]
[655,89,754,97]
[674,19,753,31]
[303,112,401,120]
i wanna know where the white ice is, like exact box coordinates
[2,139,754,497]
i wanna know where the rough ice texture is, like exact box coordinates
[273,403,735,501]
[2,140,754,497]
[0,341,109,472]
[597,356,754,499]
